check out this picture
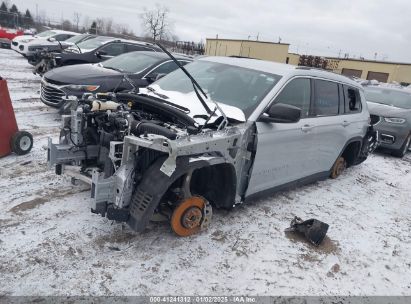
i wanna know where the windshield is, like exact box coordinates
[154,60,281,118]
[364,87,411,109]
[76,36,113,50]
[64,34,88,44]
[102,52,160,73]
[37,30,56,38]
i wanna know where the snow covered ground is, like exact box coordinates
[0,48,410,296]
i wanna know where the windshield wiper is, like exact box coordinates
[155,43,228,130]
[147,86,169,100]
[104,66,124,73]
[146,86,190,113]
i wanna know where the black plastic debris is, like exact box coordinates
[285,216,329,246]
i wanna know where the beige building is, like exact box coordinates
[325,57,411,84]
[205,38,290,64]
[205,38,411,85]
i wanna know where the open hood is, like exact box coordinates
[142,85,246,124]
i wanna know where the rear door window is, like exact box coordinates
[100,43,126,56]
[343,85,362,113]
[54,34,72,41]
[313,80,339,116]
[126,44,156,52]
[274,78,311,118]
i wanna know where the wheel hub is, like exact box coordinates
[19,136,31,151]
[181,206,202,229]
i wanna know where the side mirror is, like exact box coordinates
[95,50,107,58]
[48,37,56,42]
[259,103,301,123]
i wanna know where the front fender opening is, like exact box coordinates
[190,163,237,210]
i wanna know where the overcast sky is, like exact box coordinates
[10,0,411,62]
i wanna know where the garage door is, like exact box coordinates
[342,68,362,78]
[367,71,389,83]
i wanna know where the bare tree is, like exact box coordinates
[62,19,73,31]
[82,15,90,32]
[96,18,105,34]
[104,17,113,34]
[141,5,171,41]
[73,12,81,31]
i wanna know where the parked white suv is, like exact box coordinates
[11,30,79,57]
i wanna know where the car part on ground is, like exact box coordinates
[34,36,161,76]
[0,77,33,157]
[47,56,375,236]
[39,51,192,110]
[285,216,329,246]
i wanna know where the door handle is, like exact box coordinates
[301,124,313,132]
[342,120,351,127]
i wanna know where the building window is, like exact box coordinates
[367,71,389,83]
[341,68,362,78]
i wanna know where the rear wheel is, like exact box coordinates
[392,134,411,158]
[11,131,33,155]
[330,157,346,179]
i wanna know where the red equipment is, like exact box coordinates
[0,77,33,157]
[0,27,24,40]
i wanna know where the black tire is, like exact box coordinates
[392,134,411,158]
[10,131,33,155]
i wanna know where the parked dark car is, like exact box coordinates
[364,86,411,157]
[34,36,161,75]
[40,51,192,108]
[28,33,97,66]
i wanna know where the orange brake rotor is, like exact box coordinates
[331,157,346,179]
[171,196,206,237]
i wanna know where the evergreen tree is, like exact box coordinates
[24,9,34,27]
[89,21,97,34]
[0,2,9,27]
[9,4,20,27]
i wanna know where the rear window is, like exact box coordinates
[313,80,339,116]
[76,36,113,50]
[102,52,160,73]
[343,86,362,113]
[37,30,56,37]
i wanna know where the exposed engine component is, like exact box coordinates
[48,92,243,236]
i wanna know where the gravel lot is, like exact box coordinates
[0,48,410,296]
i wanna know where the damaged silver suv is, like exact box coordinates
[48,53,376,236]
